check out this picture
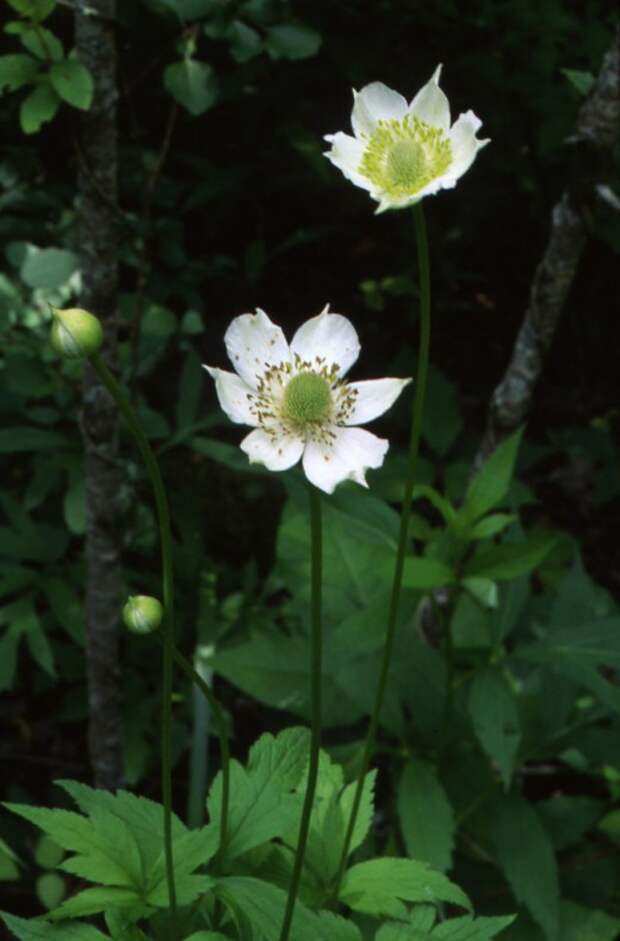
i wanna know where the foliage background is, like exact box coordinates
[1,0,619,938]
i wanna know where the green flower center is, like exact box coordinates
[283,372,332,425]
[358,115,452,199]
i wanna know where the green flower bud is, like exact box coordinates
[123,595,163,634]
[50,307,103,358]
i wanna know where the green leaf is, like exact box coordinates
[461,577,498,610]
[43,578,84,644]
[421,366,463,456]
[6,0,56,20]
[463,536,556,581]
[265,23,322,60]
[557,900,620,940]
[3,803,96,856]
[0,912,109,941]
[432,915,516,939]
[397,760,455,871]
[463,428,524,522]
[163,59,218,115]
[36,872,66,910]
[318,909,363,941]
[20,26,63,61]
[537,796,603,851]
[228,21,263,63]
[468,668,520,788]
[47,885,145,920]
[492,796,558,940]
[147,827,218,904]
[0,426,67,453]
[215,876,319,941]
[0,53,39,92]
[340,858,471,918]
[470,514,517,540]
[19,81,60,133]
[162,0,219,19]
[21,247,78,288]
[175,349,204,429]
[560,69,595,96]
[517,617,620,667]
[49,59,93,109]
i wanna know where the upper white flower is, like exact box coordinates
[205,306,411,495]
[324,65,490,213]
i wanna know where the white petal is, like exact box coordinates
[351,82,408,138]
[323,132,374,191]
[290,308,360,377]
[303,427,389,494]
[448,110,490,179]
[204,366,257,426]
[408,68,450,132]
[343,377,412,425]
[224,309,291,390]
[240,427,304,472]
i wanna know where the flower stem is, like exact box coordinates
[90,352,177,925]
[279,483,323,941]
[332,202,432,900]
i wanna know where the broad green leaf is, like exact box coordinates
[0,426,66,453]
[47,885,145,920]
[375,924,430,941]
[49,60,93,109]
[36,872,65,910]
[488,575,529,644]
[34,835,63,869]
[463,428,524,522]
[492,796,558,940]
[215,876,318,941]
[163,59,218,115]
[0,53,39,91]
[0,912,108,941]
[59,809,143,888]
[3,804,95,855]
[537,796,603,850]
[183,934,230,941]
[463,536,556,581]
[19,82,60,133]
[247,726,310,791]
[468,668,520,788]
[340,858,470,918]
[6,0,56,20]
[451,592,491,647]
[397,760,455,871]
[20,26,63,61]
[432,915,516,939]
[265,23,322,60]
[148,826,218,901]
[380,555,455,591]
[339,769,377,856]
[21,247,77,288]
[228,21,263,63]
[461,577,498,611]
[517,617,620,667]
[318,910,363,941]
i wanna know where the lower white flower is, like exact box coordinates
[205,306,411,494]
[324,65,490,213]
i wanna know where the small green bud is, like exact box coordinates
[50,307,103,358]
[123,595,163,634]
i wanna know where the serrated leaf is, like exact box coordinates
[147,825,218,902]
[49,60,93,109]
[20,26,63,61]
[432,914,516,939]
[163,59,218,115]
[6,0,56,20]
[468,669,520,788]
[340,769,377,856]
[215,876,319,941]
[340,858,470,918]
[265,23,322,60]
[0,912,109,941]
[397,759,455,871]
[492,796,558,940]
[464,428,524,522]
[3,803,95,855]
[463,537,556,581]
[558,900,620,940]
[19,82,60,133]
[317,910,363,941]
[0,53,39,91]
[47,885,145,920]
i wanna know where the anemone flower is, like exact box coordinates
[324,65,489,213]
[205,306,411,494]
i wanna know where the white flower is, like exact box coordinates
[205,306,411,495]
[324,65,490,213]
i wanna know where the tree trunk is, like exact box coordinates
[75,0,124,790]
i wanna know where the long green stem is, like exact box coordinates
[332,203,432,900]
[279,484,323,941]
[90,353,177,926]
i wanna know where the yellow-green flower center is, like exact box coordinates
[283,372,332,425]
[358,115,452,199]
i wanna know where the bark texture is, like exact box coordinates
[75,0,124,789]
[475,33,620,469]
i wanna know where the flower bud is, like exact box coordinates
[50,307,103,358]
[123,595,163,634]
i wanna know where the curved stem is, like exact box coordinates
[279,483,323,941]
[332,203,432,900]
[90,353,177,923]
